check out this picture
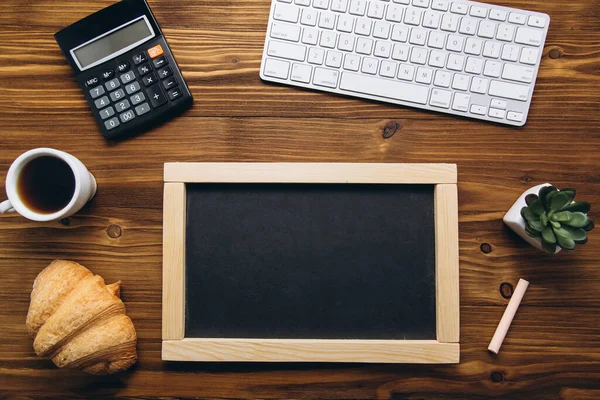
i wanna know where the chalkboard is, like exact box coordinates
[162,163,459,363]
[185,183,436,340]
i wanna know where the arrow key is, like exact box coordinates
[168,87,183,101]
[152,56,168,69]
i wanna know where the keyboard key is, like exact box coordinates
[488,108,506,119]
[320,31,338,48]
[465,57,483,74]
[146,84,168,108]
[508,12,526,25]
[133,52,147,65]
[446,35,464,52]
[158,66,173,79]
[313,0,330,10]
[470,104,487,115]
[264,58,290,78]
[119,110,136,123]
[391,25,409,42]
[331,0,348,12]
[135,102,151,116]
[483,61,502,78]
[482,41,501,58]
[116,61,130,73]
[410,47,428,64]
[465,38,483,55]
[367,1,385,19]
[507,111,524,122]
[89,85,105,99]
[85,76,100,88]
[430,88,451,108]
[515,27,544,47]
[313,67,340,87]
[94,96,110,109]
[356,37,373,54]
[433,70,451,87]
[361,57,379,74]
[386,4,404,22]
[520,48,539,65]
[340,71,429,104]
[429,51,447,68]
[423,11,441,29]
[271,22,301,41]
[374,41,392,58]
[268,40,307,61]
[459,17,478,36]
[502,63,534,83]
[373,21,391,39]
[471,77,489,93]
[413,0,430,8]
[152,56,168,69]
[99,106,115,120]
[338,34,356,51]
[452,93,470,111]
[125,81,141,95]
[478,21,497,39]
[392,43,410,61]
[105,78,120,91]
[410,28,427,45]
[441,13,459,32]
[398,64,416,81]
[450,3,468,15]
[168,87,183,100]
[130,92,146,105]
[349,0,366,16]
[452,73,469,90]
[489,9,507,21]
[380,60,397,77]
[447,53,465,71]
[343,53,361,70]
[274,3,299,22]
[302,27,319,44]
[120,71,136,84]
[147,45,164,59]
[489,80,530,101]
[337,14,354,32]
[110,88,126,102]
[326,51,343,68]
[355,18,372,35]
[428,31,446,49]
[137,64,152,76]
[501,44,520,61]
[469,6,487,18]
[300,8,317,26]
[308,47,325,64]
[101,69,113,81]
[319,12,336,29]
[491,99,507,109]
[291,63,312,82]
[416,67,433,84]
[404,8,423,25]
[496,24,516,41]
[528,15,546,28]
[104,117,120,130]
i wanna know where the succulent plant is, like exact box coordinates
[521,186,594,253]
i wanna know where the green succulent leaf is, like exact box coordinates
[550,192,572,212]
[562,225,588,243]
[527,219,545,232]
[557,235,576,251]
[551,211,573,222]
[525,194,539,207]
[540,212,549,226]
[561,188,576,199]
[539,186,556,209]
[542,240,557,254]
[521,206,539,222]
[566,201,591,213]
[583,220,595,232]
[550,221,561,229]
[563,212,589,228]
[544,190,559,210]
[528,199,545,216]
[525,224,542,237]
[541,225,557,244]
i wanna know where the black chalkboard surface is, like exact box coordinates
[185,183,436,340]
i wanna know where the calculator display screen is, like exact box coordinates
[72,17,154,70]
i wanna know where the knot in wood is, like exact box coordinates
[382,121,402,139]
[480,243,492,254]
[500,282,514,299]
[490,371,504,383]
[107,224,122,239]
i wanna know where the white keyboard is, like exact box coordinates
[260,0,549,126]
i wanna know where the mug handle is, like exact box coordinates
[0,200,15,213]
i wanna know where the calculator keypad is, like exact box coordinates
[83,40,190,138]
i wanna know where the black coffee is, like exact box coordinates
[17,156,76,214]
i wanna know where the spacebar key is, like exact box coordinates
[339,72,429,105]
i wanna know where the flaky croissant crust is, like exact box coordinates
[26,260,137,375]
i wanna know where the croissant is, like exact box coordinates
[26,260,137,375]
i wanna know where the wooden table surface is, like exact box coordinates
[1,0,599,398]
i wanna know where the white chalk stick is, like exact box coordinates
[488,278,529,354]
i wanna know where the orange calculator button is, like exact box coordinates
[147,45,164,59]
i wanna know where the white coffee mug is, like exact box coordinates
[1,148,97,222]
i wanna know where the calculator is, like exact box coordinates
[55,0,192,139]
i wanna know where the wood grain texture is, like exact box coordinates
[165,162,457,183]
[162,183,185,340]
[1,0,599,398]
[435,184,460,344]
[163,339,459,364]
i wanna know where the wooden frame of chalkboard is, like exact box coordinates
[162,163,459,363]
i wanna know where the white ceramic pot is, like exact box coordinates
[503,183,561,254]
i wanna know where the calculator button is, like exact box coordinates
[117,61,130,73]
[110,89,126,102]
[133,52,147,65]
[104,117,120,130]
[99,106,115,120]
[119,110,136,123]
[168,87,183,101]
[147,44,164,59]
[120,71,136,84]
[135,102,151,116]
[85,76,100,87]
[94,96,110,109]
[146,84,167,108]
[101,69,114,81]
[125,81,141,95]
[138,63,152,76]
[142,73,157,86]
[152,56,168,69]
[115,99,131,112]
[130,92,146,105]
[105,78,121,91]
[157,66,173,79]
[89,85,105,99]
[162,76,177,90]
